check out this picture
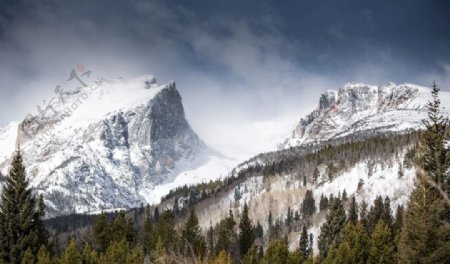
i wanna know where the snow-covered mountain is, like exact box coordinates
[0,75,235,216]
[281,82,450,148]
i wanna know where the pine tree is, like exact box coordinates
[254,221,263,239]
[299,226,309,259]
[60,240,82,264]
[173,197,180,214]
[393,205,404,259]
[216,210,237,256]
[318,198,346,257]
[81,244,98,264]
[268,210,273,227]
[93,213,110,252]
[329,194,335,207]
[428,198,450,263]
[382,197,394,229]
[181,209,206,259]
[367,220,395,264]
[342,189,348,202]
[359,200,369,231]
[21,249,34,264]
[319,194,329,211]
[239,203,255,258]
[263,239,289,264]
[0,150,48,263]
[215,250,232,264]
[242,246,259,264]
[286,206,293,226]
[393,205,404,235]
[323,222,369,264]
[417,82,449,185]
[37,246,51,264]
[348,196,358,224]
[399,84,450,263]
[288,250,303,264]
[313,168,319,183]
[367,195,394,237]
[398,171,441,263]
[155,210,177,252]
[126,245,144,264]
[155,236,165,258]
[110,212,136,245]
[153,206,160,222]
[301,190,316,217]
[100,239,128,264]
[367,195,384,234]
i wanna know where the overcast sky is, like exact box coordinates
[1,0,450,154]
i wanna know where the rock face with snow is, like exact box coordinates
[281,82,447,148]
[0,75,206,216]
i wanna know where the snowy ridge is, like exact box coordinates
[281,82,450,148]
[0,75,235,217]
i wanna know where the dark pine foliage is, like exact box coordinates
[318,198,347,257]
[0,150,48,263]
[238,203,255,258]
[301,190,316,218]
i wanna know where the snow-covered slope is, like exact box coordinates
[281,82,450,148]
[0,122,19,163]
[0,75,235,216]
[156,134,416,253]
[197,157,415,252]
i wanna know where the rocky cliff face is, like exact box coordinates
[0,76,206,216]
[281,82,447,148]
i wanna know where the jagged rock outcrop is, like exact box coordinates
[281,82,446,148]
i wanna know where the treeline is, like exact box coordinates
[236,131,418,182]
[161,131,418,216]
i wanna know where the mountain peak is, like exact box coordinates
[280,82,448,149]
[0,75,208,217]
[17,75,177,143]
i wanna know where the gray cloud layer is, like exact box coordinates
[1,0,449,152]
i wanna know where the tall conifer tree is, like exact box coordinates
[0,150,48,263]
[318,198,346,257]
[399,83,450,262]
[239,203,255,258]
[299,225,309,259]
[368,220,395,264]
[181,209,206,259]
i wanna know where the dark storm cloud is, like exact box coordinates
[0,0,449,150]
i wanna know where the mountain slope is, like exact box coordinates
[156,133,418,252]
[0,75,234,217]
[152,82,449,253]
[281,82,450,148]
